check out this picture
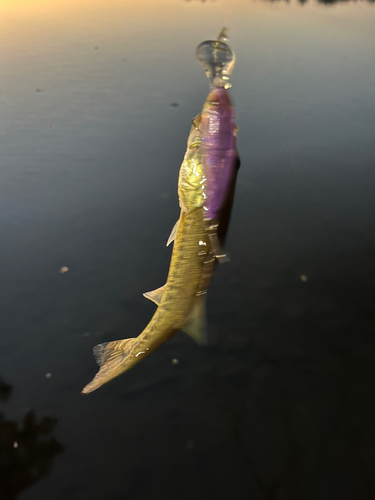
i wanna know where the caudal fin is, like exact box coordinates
[81,338,137,394]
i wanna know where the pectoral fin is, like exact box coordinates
[143,284,166,306]
[181,294,208,345]
[166,219,179,247]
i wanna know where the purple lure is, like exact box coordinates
[196,32,238,259]
[200,87,236,222]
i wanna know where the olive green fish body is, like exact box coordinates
[177,115,206,215]
[82,139,214,394]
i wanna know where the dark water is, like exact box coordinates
[1,0,375,498]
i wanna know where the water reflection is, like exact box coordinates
[271,0,375,4]
[226,355,375,500]
[0,377,12,403]
[184,0,375,4]
[0,377,64,500]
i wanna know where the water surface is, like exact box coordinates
[1,1,375,499]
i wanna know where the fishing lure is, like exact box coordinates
[168,29,238,261]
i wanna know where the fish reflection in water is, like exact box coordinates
[0,377,64,500]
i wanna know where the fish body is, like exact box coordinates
[82,128,214,394]
[177,115,205,215]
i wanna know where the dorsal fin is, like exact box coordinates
[181,294,208,345]
[143,284,166,306]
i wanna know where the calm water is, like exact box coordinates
[1,0,375,498]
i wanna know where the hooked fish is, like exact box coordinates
[82,31,240,394]
[82,121,215,394]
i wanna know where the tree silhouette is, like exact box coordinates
[0,377,64,500]
[0,378,12,403]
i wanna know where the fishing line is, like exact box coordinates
[221,0,235,35]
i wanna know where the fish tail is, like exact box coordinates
[81,338,138,394]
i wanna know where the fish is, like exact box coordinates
[82,120,215,394]
[196,29,238,261]
[82,32,240,394]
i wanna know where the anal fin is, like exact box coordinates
[181,294,208,345]
[143,284,166,306]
